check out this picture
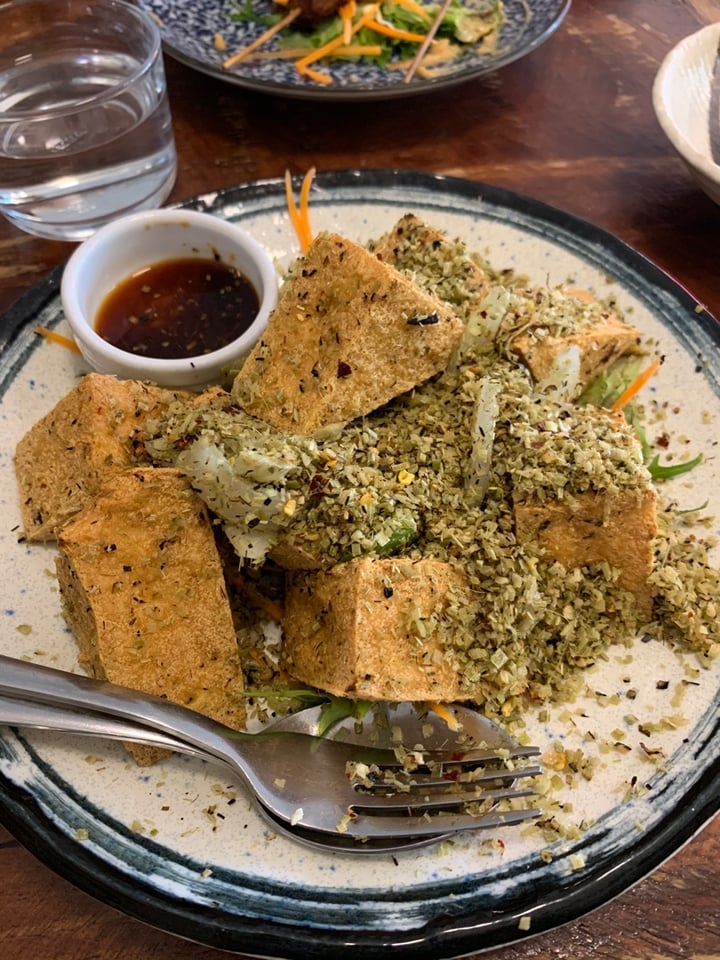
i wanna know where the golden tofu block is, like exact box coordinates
[371,212,488,320]
[233,232,464,435]
[14,372,187,541]
[281,557,469,701]
[511,308,640,396]
[514,487,658,614]
[56,467,245,764]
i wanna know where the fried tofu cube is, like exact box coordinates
[511,300,640,397]
[281,557,469,701]
[233,232,464,435]
[370,213,488,322]
[55,467,245,764]
[514,487,658,614]
[14,372,186,541]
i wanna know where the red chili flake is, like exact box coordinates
[337,361,352,378]
[309,474,330,496]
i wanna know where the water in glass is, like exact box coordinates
[0,0,177,240]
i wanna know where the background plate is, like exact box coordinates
[0,170,719,959]
[138,0,571,101]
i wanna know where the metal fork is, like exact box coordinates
[0,655,542,841]
[0,693,539,854]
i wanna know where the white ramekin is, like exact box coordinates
[60,208,279,388]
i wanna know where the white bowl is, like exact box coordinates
[653,22,720,205]
[60,208,279,389]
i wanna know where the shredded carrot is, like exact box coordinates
[426,702,460,732]
[240,47,318,61]
[295,3,379,82]
[223,7,301,69]
[247,646,269,669]
[341,16,352,45]
[296,62,335,84]
[392,0,432,21]
[225,567,285,622]
[284,169,305,242]
[403,0,452,82]
[224,1,425,86]
[297,166,315,252]
[294,8,369,83]
[34,326,81,355]
[610,355,663,411]
[339,0,357,44]
[334,44,383,56]
[363,19,426,43]
[296,34,347,72]
[285,168,315,252]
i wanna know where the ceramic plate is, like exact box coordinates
[138,0,571,100]
[0,170,718,960]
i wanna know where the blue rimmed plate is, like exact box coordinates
[138,0,571,100]
[0,170,718,959]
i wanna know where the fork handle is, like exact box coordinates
[0,695,331,849]
[0,654,258,772]
[0,692,207,758]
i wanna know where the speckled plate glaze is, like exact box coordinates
[0,170,719,960]
[138,0,571,100]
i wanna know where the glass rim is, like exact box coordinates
[0,0,163,121]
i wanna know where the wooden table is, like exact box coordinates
[1,1,718,958]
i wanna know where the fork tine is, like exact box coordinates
[363,762,544,792]
[0,655,546,843]
[352,785,538,814]
[403,744,542,764]
[337,805,542,840]
[382,745,541,768]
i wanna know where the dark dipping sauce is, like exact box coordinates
[95,256,260,359]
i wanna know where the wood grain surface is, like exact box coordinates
[1,1,719,958]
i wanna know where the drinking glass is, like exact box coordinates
[0,0,177,240]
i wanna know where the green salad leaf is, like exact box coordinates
[580,357,703,482]
[227,0,505,71]
[577,354,645,408]
[647,453,703,482]
[239,687,373,736]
